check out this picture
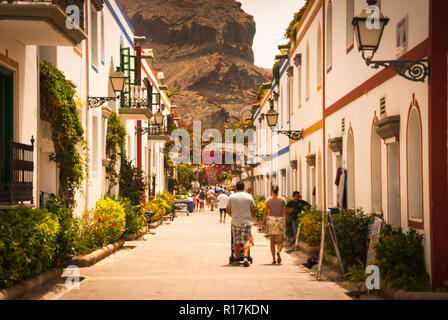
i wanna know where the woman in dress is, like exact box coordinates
[262,185,287,264]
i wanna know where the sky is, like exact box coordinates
[238,0,306,69]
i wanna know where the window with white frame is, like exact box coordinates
[327,1,333,69]
[346,0,355,51]
[92,115,99,172]
[91,6,99,67]
[101,10,105,63]
[317,25,322,88]
[298,64,302,106]
[306,43,310,99]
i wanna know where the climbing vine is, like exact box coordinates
[105,111,126,195]
[40,61,87,208]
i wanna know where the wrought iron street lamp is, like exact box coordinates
[88,67,127,108]
[352,0,430,82]
[265,99,304,140]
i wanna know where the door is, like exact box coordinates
[0,66,14,192]
[387,142,400,227]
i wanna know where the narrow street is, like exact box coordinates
[26,210,350,300]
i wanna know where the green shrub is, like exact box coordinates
[119,156,147,205]
[72,211,99,255]
[120,197,146,235]
[0,206,60,289]
[46,196,77,259]
[375,224,430,291]
[254,196,265,221]
[148,197,171,222]
[92,198,126,247]
[325,209,374,268]
[299,209,322,247]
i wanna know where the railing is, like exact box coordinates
[3,0,85,30]
[0,139,35,204]
[137,124,170,137]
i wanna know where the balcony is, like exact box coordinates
[145,125,170,143]
[0,0,87,46]
[119,96,153,121]
[119,86,154,121]
[0,140,34,205]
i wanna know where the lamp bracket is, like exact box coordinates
[88,96,119,108]
[274,129,304,141]
[366,57,430,82]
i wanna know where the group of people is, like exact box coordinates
[225,181,310,267]
[184,182,310,266]
[186,187,234,222]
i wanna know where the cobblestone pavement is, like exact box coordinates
[29,210,351,300]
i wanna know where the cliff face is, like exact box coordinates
[122,0,266,129]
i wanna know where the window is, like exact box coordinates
[289,76,293,114]
[407,107,423,223]
[371,122,382,213]
[101,10,105,63]
[327,144,333,207]
[346,0,354,51]
[306,43,310,100]
[347,129,355,209]
[327,1,333,69]
[317,25,322,88]
[91,6,99,67]
[298,64,302,106]
[299,158,303,195]
[92,116,99,172]
[317,153,323,209]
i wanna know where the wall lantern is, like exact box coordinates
[265,100,279,128]
[154,110,164,125]
[88,67,127,108]
[353,0,429,82]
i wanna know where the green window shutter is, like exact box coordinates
[120,47,137,107]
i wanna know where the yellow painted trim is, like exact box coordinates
[306,97,310,102]
[289,0,323,60]
[298,104,302,109]
[260,89,272,111]
[0,51,19,140]
[73,46,82,57]
[317,84,322,91]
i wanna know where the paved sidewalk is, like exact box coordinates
[52,210,351,300]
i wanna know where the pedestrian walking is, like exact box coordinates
[217,190,229,223]
[286,191,310,250]
[226,181,255,267]
[208,189,215,211]
[262,185,287,264]
[187,194,194,215]
[199,188,206,212]
[193,193,198,212]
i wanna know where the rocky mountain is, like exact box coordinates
[121,0,267,129]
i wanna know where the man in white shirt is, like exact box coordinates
[217,190,229,223]
[226,181,255,267]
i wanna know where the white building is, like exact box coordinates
[0,0,173,214]
[252,0,447,289]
